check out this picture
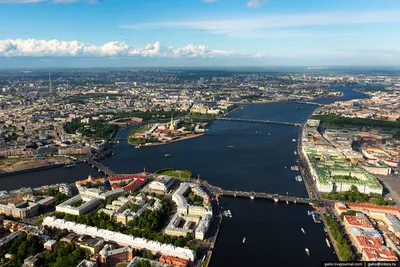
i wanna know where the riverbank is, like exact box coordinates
[128,132,207,147]
[0,157,72,173]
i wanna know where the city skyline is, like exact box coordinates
[1,0,400,67]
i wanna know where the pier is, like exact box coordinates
[84,158,117,177]
[198,180,316,204]
[216,117,302,127]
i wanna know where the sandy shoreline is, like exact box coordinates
[0,157,72,173]
[128,132,207,147]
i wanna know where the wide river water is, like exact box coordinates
[0,86,369,267]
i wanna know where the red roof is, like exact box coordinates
[347,203,400,217]
[355,236,384,249]
[109,174,145,182]
[363,247,398,261]
[123,179,145,192]
[344,215,374,229]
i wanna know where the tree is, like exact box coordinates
[142,250,154,260]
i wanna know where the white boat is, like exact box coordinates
[242,237,246,243]
[295,175,303,182]
[301,228,306,234]
[326,238,331,248]
[165,154,171,157]
[135,145,140,149]
[268,133,271,135]
[305,248,310,256]
[294,151,297,155]
[64,162,77,168]
[228,145,234,148]
[274,198,279,203]
[250,195,255,200]
[286,200,289,204]
[292,139,296,142]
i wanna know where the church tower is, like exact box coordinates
[169,111,175,130]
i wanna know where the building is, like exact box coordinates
[127,256,169,267]
[56,195,102,216]
[343,214,374,231]
[98,245,133,267]
[195,214,212,240]
[77,236,105,255]
[362,247,399,261]
[148,175,174,193]
[349,227,384,251]
[165,213,199,238]
[76,260,97,267]
[368,212,400,238]
[0,201,39,219]
[346,203,400,218]
[44,239,57,251]
[171,183,211,216]
[43,217,196,261]
[159,255,188,267]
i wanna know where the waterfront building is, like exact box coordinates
[42,217,196,261]
[56,195,102,216]
[168,182,212,240]
[195,214,212,240]
[302,119,383,195]
[148,175,174,193]
[172,182,211,216]
[0,201,39,219]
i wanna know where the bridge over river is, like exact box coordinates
[216,117,302,127]
[198,180,316,205]
[83,158,117,177]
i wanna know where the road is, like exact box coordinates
[377,174,400,207]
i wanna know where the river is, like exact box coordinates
[0,86,369,266]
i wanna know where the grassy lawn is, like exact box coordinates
[129,124,150,135]
[158,169,192,180]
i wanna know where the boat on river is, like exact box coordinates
[301,228,306,234]
[242,237,246,244]
[326,238,331,248]
[64,162,77,168]
[305,248,310,256]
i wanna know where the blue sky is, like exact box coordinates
[0,0,400,67]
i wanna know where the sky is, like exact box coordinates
[0,0,400,67]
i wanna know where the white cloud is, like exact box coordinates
[0,0,45,2]
[0,0,96,3]
[121,10,400,38]
[0,39,241,58]
[247,0,267,8]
